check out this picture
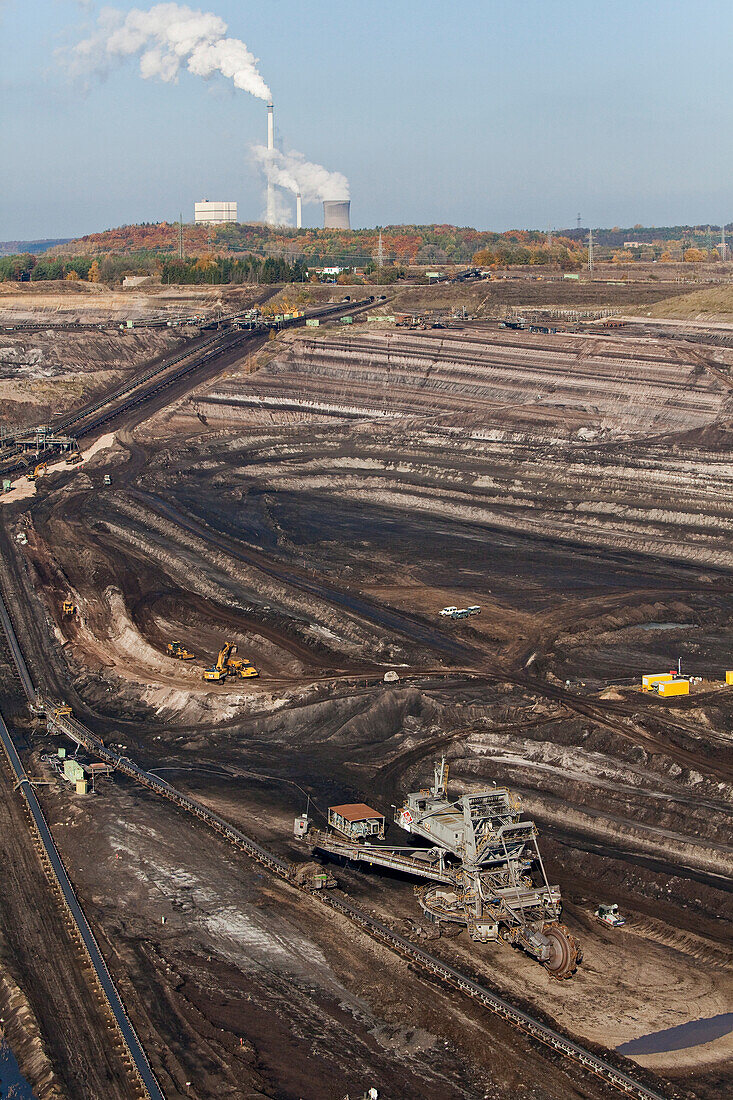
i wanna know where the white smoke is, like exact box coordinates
[253,145,350,204]
[65,3,271,101]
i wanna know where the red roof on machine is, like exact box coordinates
[330,803,384,822]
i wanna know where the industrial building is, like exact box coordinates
[323,200,351,230]
[194,200,237,226]
[327,803,384,840]
[642,673,673,690]
[657,679,689,697]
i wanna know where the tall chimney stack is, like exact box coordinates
[296,193,302,230]
[266,103,275,225]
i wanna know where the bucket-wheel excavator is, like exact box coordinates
[312,759,581,979]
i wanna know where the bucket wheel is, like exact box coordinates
[542,922,580,980]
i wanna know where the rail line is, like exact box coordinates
[0,589,669,1100]
[0,619,163,1098]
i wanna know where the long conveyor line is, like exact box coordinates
[0,587,670,1100]
[1,297,373,471]
[0,601,164,1098]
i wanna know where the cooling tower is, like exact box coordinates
[323,200,351,230]
[296,193,302,229]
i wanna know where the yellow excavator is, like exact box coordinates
[204,641,236,681]
[27,462,47,482]
[62,600,76,616]
[204,642,259,681]
[167,640,194,660]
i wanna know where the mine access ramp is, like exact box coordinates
[312,759,581,979]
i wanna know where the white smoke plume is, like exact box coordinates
[253,145,350,204]
[65,3,271,101]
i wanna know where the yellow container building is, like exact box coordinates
[726,671,733,685]
[642,673,673,691]
[657,679,689,697]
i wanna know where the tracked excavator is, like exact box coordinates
[311,759,581,979]
[62,600,76,616]
[204,641,235,681]
[203,642,259,681]
[27,462,47,481]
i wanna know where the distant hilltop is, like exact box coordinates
[2,221,732,271]
[0,237,72,256]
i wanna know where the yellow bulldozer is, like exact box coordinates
[62,600,76,616]
[167,640,194,661]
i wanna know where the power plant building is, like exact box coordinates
[194,200,237,225]
[323,200,351,230]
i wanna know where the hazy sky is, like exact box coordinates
[1,0,732,239]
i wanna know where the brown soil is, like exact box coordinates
[1,290,731,1100]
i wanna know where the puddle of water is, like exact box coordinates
[617,1012,733,1055]
[0,1038,38,1099]
[638,622,695,631]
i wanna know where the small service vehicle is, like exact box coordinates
[595,903,625,928]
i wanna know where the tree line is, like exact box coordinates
[0,252,309,285]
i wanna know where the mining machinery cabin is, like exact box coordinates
[167,640,194,660]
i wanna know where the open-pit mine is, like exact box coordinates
[0,279,731,1100]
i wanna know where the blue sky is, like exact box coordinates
[1,0,732,238]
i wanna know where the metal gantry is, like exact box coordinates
[313,759,581,978]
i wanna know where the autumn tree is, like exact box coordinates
[660,250,673,262]
[87,260,101,282]
[684,248,706,263]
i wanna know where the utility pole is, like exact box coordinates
[587,228,594,274]
[178,213,184,261]
[376,229,384,285]
[546,227,553,250]
[721,222,727,262]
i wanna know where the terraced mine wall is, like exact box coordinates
[200,328,732,438]
[190,327,733,571]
